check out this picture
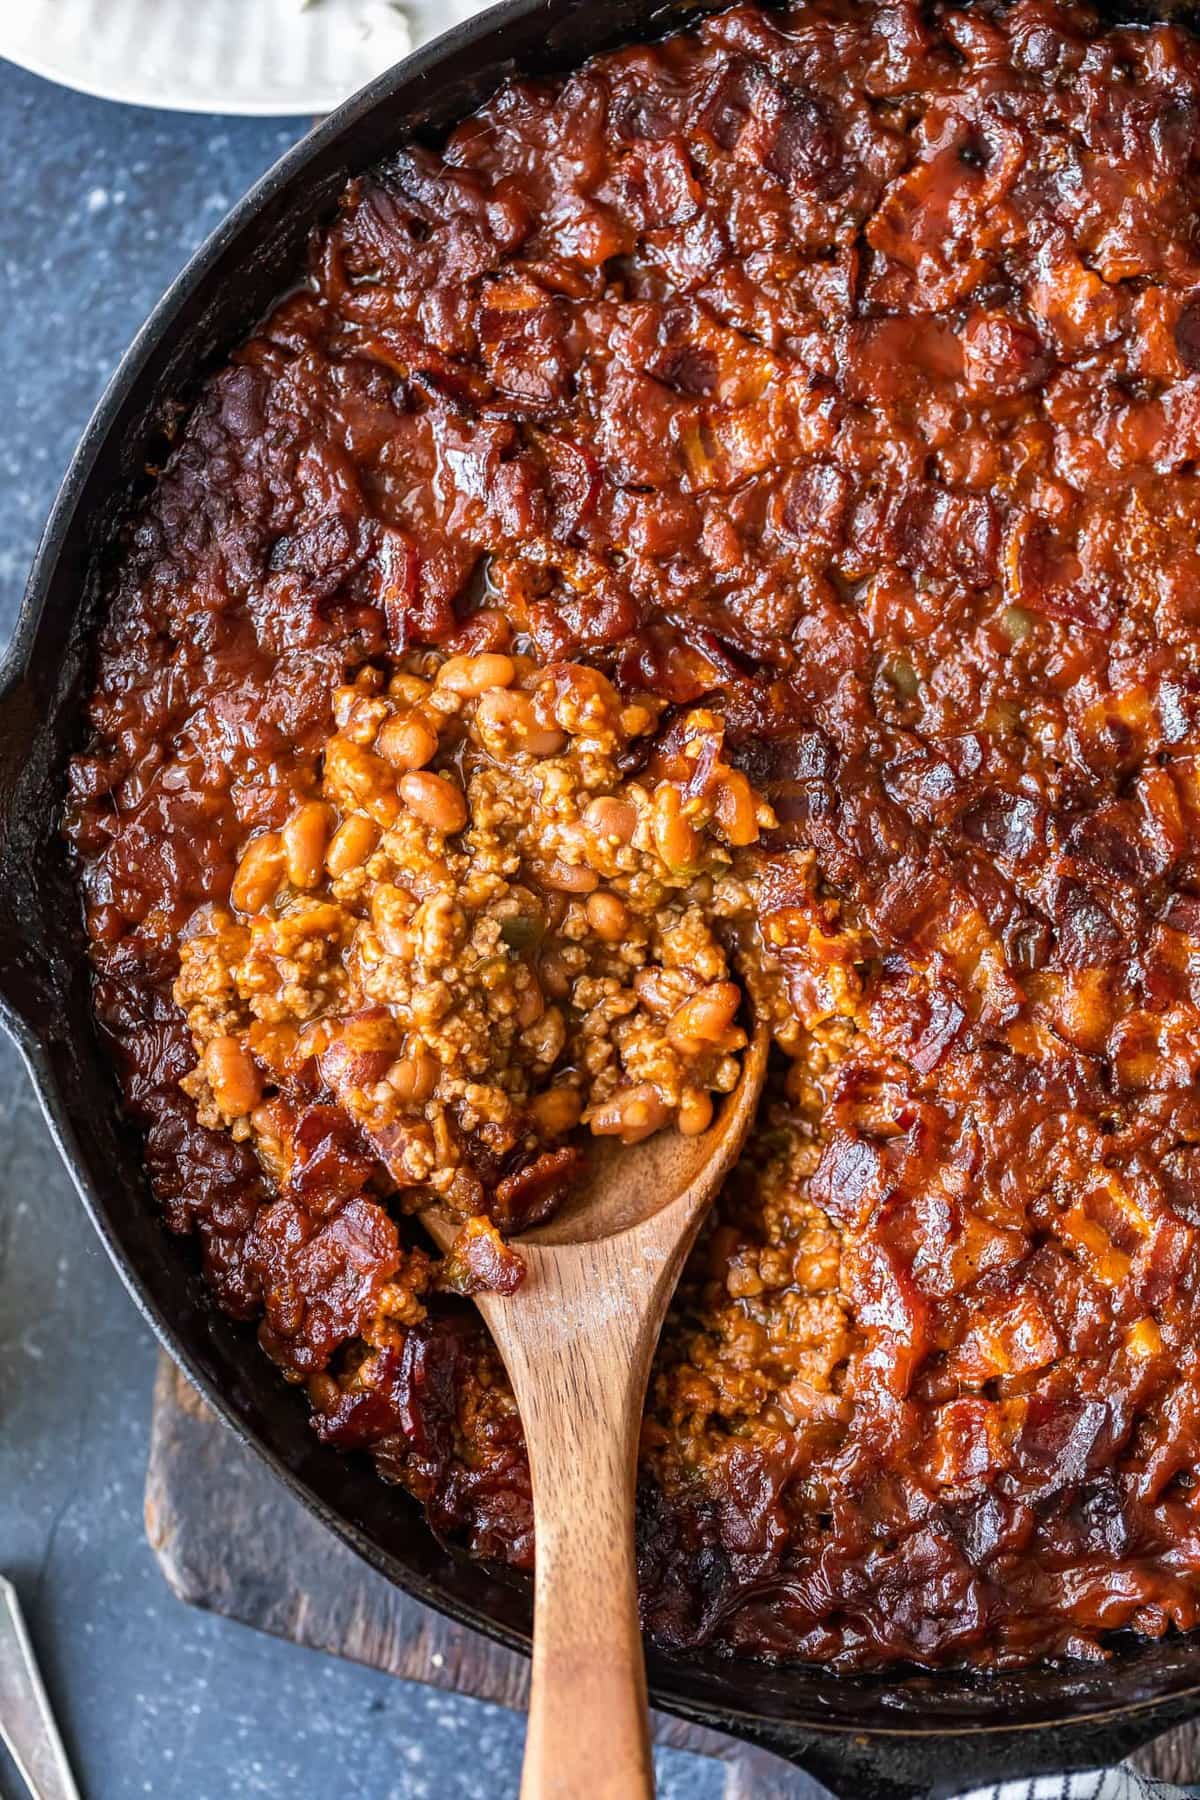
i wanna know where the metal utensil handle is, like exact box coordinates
[0,1577,82,1800]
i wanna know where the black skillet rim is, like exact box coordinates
[3,0,1200,1781]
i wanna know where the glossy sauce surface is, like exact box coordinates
[66,0,1200,1668]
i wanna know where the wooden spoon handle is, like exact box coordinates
[482,1240,668,1800]
[520,1412,653,1799]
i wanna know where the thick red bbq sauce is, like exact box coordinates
[65,0,1200,1669]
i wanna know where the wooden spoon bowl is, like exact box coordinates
[423,1025,769,1800]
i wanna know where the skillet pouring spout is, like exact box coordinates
[0,651,70,1045]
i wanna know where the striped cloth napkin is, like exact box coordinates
[957,1772,1187,1800]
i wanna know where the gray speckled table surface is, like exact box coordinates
[0,57,722,1800]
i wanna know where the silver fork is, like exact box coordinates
[0,1577,82,1800]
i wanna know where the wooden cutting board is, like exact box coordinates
[143,1352,1198,1794]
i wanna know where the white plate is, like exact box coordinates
[0,0,486,116]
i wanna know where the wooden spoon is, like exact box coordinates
[422,1024,769,1800]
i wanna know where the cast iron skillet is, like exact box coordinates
[4,0,1200,1791]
